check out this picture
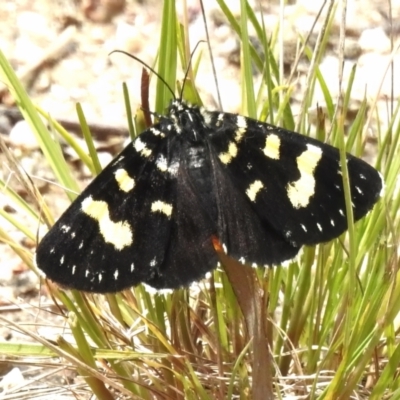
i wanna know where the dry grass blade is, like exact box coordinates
[215,240,273,399]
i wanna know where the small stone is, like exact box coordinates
[359,28,390,53]
[0,367,24,392]
[9,121,39,151]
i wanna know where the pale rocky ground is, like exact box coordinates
[0,0,398,397]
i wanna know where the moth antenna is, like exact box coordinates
[109,50,176,101]
[180,40,206,102]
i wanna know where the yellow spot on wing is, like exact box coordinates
[219,142,238,164]
[234,115,247,142]
[263,134,281,160]
[246,180,264,202]
[114,169,135,192]
[81,196,133,250]
[287,144,322,208]
[151,200,173,217]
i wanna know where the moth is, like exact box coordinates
[36,99,383,293]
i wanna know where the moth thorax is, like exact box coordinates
[177,109,205,133]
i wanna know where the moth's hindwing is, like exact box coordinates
[36,100,383,293]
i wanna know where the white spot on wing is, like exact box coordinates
[81,196,133,250]
[317,223,322,232]
[156,155,179,176]
[150,127,165,137]
[156,155,168,172]
[301,224,307,232]
[61,225,71,233]
[236,115,247,127]
[246,180,264,202]
[287,144,323,208]
[151,200,173,217]
[263,134,281,160]
[114,269,119,280]
[72,265,76,275]
[167,160,179,176]
[134,137,152,157]
[114,169,135,192]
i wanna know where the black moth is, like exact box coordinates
[36,100,383,293]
